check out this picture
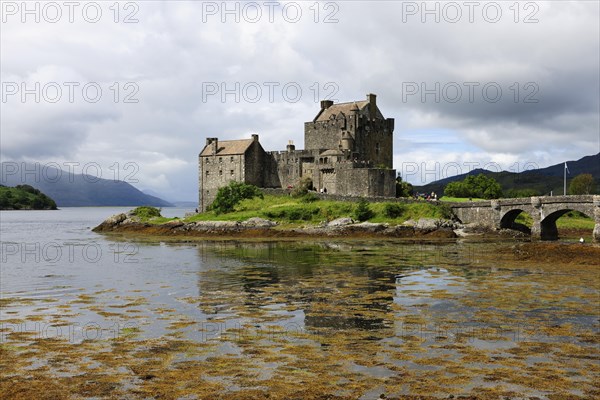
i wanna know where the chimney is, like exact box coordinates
[320,100,334,110]
[251,134,259,142]
[287,140,295,153]
[206,138,218,155]
[367,93,377,119]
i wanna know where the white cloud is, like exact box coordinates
[1,1,598,200]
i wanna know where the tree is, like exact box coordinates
[395,174,413,198]
[444,173,502,199]
[354,200,374,222]
[291,177,314,198]
[209,181,263,214]
[569,173,596,195]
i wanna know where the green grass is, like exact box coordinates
[515,211,594,229]
[439,196,487,202]
[182,194,450,226]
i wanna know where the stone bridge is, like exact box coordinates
[449,195,600,242]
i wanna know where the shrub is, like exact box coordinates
[300,192,319,203]
[132,206,162,220]
[383,203,405,218]
[291,177,314,198]
[209,181,263,214]
[354,200,374,222]
[438,203,454,219]
[263,206,318,221]
[395,175,413,198]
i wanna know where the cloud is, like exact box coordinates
[1,1,598,199]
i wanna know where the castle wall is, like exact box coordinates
[244,141,265,187]
[199,94,397,209]
[304,121,344,151]
[354,118,394,168]
[266,150,319,189]
[199,153,246,211]
[335,168,396,198]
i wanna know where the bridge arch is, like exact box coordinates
[499,208,533,234]
[449,196,599,242]
[538,204,595,241]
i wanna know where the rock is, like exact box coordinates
[192,221,241,232]
[498,229,529,238]
[92,213,128,232]
[389,225,415,237]
[163,220,185,229]
[438,219,463,229]
[425,228,457,238]
[415,218,438,230]
[352,222,387,232]
[110,213,128,225]
[242,217,277,228]
[327,217,354,227]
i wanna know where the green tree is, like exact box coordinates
[506,188,539,198]
[444,173,502,199]
[395,174,413,198]
[354,200,374,222]
[569,173,596,195]
[209,181,263,214]
[291,177,314,198]
[383,203,405,218]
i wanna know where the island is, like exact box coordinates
[0,184,57,210]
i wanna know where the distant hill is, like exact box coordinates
[0,163,173,207]
[171,201,199,207]
[414,153,600,196]
[141,189,196,207]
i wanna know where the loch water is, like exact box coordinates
[1,208,598,398]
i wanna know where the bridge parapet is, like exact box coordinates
[448,195,599,242]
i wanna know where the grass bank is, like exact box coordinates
[139,195,452,226]
[131,196,594,233]
[515,211,595,230]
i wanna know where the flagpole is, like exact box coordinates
[564,162,567,195]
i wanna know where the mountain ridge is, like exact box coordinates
[413,153,600,196]
[0,163,173,207]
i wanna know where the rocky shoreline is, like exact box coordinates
[92,212,600,264]
[91,212,530,240]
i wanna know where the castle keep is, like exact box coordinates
[199,94,396,211]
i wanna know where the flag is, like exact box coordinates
[565,162,570,174]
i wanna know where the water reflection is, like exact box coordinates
[2,223,598,397]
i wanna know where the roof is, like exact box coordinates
[200,139,254,156]
[315,100,368,122]
[320,149,345,156]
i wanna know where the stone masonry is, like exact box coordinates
[450,195,600,242]
[198,94,396,211]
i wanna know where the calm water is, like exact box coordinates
[1,208,598,398]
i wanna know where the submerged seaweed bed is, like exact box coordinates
[1,239,599,399]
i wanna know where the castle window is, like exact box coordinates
[206,171,210,176]
[230,170,234,176]
[230,156,234,162]
[219,157,222,163]
[219,170,223,176]
[205,158,210,164]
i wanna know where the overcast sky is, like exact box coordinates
[1,1,599,201]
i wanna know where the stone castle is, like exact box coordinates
[198,94,396,211]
